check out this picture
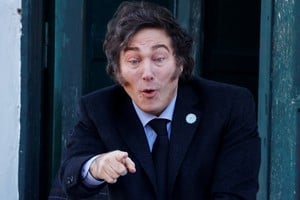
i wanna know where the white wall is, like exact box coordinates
[0,0,21,199]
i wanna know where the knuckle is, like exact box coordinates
[107,177,117,184]
[117,168,126,175]
[101,156,112,164]
[111,174,119,179]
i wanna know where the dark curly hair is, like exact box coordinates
[103,1,194,83]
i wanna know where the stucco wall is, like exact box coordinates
[0,0,21,199]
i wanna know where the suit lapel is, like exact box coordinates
[168,83,203,195]
[117,97,157,193]
[114,80,203,196]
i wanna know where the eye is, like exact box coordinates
[128,58,140,67]
[154,56,166,64]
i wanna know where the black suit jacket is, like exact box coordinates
[59,77,261,200]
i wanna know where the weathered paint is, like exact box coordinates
[176,0,203,75]
[0,0,21,199]
[296,104,300,200]
[257,0,273,198]
[52,0,85,180]
[269,0,300,199]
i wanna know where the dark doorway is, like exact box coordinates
[35,0,261,199]
[202,0,261,103]
[48,1,174,199]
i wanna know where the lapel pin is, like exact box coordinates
[186,113,197,124]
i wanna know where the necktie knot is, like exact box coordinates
[148,118,169,137]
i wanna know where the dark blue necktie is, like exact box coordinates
[149,118,169,200]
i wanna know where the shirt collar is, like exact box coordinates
[132,95,177,127]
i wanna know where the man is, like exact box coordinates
[59,1,261,199]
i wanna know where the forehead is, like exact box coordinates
[125,28,172,50]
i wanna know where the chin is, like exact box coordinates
[147,108,162,116]
[140,107,158,115]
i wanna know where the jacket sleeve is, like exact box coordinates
[58,97,107,198]
[211,88,261,200]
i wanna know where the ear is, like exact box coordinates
[180,65,183,73]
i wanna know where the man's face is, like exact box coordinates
[119,28,182,116]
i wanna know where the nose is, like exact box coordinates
[142,60,154,81]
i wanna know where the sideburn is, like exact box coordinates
[116,73,129,87]
[170,65,183,82]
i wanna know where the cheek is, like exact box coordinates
[119,69,139,87]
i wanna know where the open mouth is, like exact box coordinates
[144,89,154,93]
[142,89,157,97]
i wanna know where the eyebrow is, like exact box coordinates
[123,44,170,53]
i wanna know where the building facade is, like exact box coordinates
[1,0,299,199]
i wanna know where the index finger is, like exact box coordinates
[124,157,136,173]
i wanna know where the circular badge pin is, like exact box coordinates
[186,113,197,124]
